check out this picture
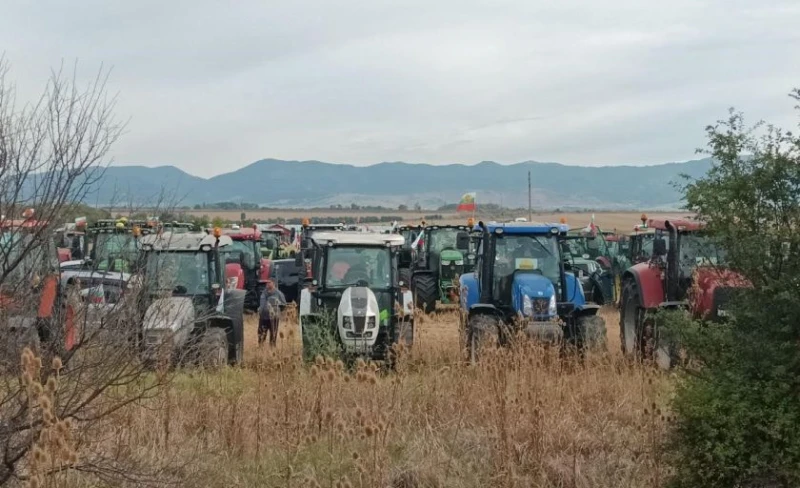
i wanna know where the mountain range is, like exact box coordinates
[80,158,714,210]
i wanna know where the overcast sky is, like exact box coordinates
[2,0,799,178]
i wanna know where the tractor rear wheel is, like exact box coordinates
[467,314,498,365]
[398,268,412,289]
[619,279,645,359]
[412,274,437,314]
[198,328,228,370]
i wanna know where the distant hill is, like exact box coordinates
[80,158,714,210]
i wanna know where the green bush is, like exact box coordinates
[667,89,800,487]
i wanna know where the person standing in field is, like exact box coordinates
[258,279,286,347]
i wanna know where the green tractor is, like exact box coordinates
[562,226,617,305]
[407,223,473,313]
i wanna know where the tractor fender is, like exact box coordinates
[37,275,59,319]
[622,263,663,309]
[467,303,502,320]
[574,303,601,318]
[225,263,245,290]
[212,288,245,364]
[411,269,434,279]
[563,272,586,306]
[258,258,271,283]
[458,272,479,312]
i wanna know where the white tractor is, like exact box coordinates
[295,232,414,363]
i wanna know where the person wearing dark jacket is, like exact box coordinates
[259,279,286,347]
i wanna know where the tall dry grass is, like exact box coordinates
[70,307,674,488]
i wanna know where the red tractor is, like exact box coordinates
[220,225,271,312]
[618,218,748,369]
[0,210,76,368]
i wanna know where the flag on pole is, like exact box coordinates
[583,214,597,237]
[411,232,424,250]
[456,192,477,212]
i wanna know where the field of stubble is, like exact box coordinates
[104,307,672,488]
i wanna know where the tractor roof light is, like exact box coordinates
[559,217,567,224]
[200,244,212,252]
[494,228,504,235]
[115,222,125,230]
[213,227,222,238]
[302,218,310,227]
[22,208,35,219]
[132,226,141,237]
[549,227,559,234]
[467,217,475,227]
[640,213,647,224]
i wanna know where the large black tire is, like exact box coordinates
[412,273,437,314]
[198,328,228,370]
[398,267,412,289]
[467,314,498,365]
[619,279,644,358]
[576,314,607,352]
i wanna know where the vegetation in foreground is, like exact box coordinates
[8,308,672,488]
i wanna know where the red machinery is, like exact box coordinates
[220,225,271,312]
[618,218,748,368]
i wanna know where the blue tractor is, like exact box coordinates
[458,221,607,363]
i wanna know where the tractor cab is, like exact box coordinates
[259,228,283,259]
[296,231,413,362]
[219,225,271,312]
[78,218,158,274]
[562,227,616,305]
[619,218,744,369]
[459,221,606,362]
[161,222,198,234]
[140,230,245,367]
[0,210,66,362]
[408,224,473,313]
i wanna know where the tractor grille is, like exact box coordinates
[532,298,549,315]
[441,264,463,280]
[353,316,366,333]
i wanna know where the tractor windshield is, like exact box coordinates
[493,234,560,291]
[145,251,215,295]
[566,233,610,260]
[427,228,463,253]
[93,234,138,272]
[225,240,256,269]
[324,246,391,289]
[0,232,58,285]
[679,233,726,272]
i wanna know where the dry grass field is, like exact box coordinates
[184,210,692,230]
[61,307,673,488]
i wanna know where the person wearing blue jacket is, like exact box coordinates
[258,279,286,347]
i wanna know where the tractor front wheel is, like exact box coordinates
[198,328,228,370]
[467,314,498,365]
[412,274,437,314]
[576,314,607,352]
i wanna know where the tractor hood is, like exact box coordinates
[440,249,464,262]
[142,297,195,350]
[337,286,381,353]
[512,273,557,320]
[689,266,750,320]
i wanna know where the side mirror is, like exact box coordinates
[653,238,667,257]
[456,232,470,250]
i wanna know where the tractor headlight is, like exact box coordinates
[367,316,377,329]
[455,260,464,266]
[548,294,557,316]
[522,295,533,316]
[441,260,451,266]
[342,316,353,330]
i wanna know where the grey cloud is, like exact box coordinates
[1,0,799,177]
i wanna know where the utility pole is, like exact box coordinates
[527,170,532,222]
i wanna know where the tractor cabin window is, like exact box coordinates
[325,247,392,289]
[492,234,560,300]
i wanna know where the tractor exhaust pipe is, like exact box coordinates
[664,220,680,302]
